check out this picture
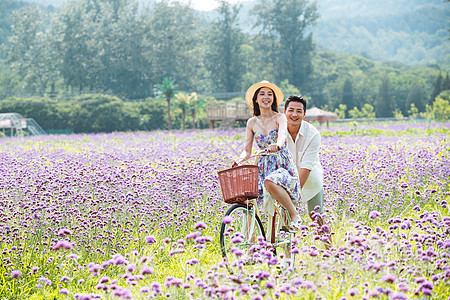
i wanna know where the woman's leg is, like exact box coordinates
[264,180,300,223]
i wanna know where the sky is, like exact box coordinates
[178,0,243,11]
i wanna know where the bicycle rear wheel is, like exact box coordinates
[219,203,266,275]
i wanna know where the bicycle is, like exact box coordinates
[218,152,298,275]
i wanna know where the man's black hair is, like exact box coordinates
[284,95,307,112]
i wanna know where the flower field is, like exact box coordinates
[0,122,449,299]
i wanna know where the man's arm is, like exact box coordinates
[298,130,321,188]
[298,168,311,189]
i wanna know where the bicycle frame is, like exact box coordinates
[242,198,292,250]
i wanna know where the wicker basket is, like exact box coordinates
[218,165,259,204]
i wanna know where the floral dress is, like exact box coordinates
[254,129,300,213]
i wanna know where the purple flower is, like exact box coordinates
[151,281,162,294]
[186,231,201,239]
[301,280,317,292]
[99,276,110,283]
[348,288,358,296]
[126,263,136,272]
[59,288,70,295]
[390,292,408,300]
[11,270,21,279]
[194,221,207,230]
[186,258,199,265]
[292,277,303,286]
[53,240,74,250]
[58,228,72,236]
[66,253,79,260]
[112,254,128,265]
[223,216,233,224]
[369,210,381,219]
[230,247,243,257]
[231,233,244,243]
[140,266,154,275]
[165,276,182,288]
[217,285,231,293]
[145,235,156,244]
[382,274,396,283]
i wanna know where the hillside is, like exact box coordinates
[8,0,450,66]
[314,0,449,65]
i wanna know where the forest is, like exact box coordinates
[0,0,449,132]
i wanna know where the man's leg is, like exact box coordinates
[307,189,332,249]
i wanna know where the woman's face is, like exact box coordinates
[256,87,274,110]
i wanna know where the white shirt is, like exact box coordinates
[286,120,323,202]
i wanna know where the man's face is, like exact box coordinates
[284,101,305,127]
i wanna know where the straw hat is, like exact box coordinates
[245,80,284,109]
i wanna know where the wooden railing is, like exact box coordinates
[207,103,252,120]
[206,103,252,128]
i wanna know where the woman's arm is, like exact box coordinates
[237,118,254,163]
[267,113,287,153]
[275,113,288,147]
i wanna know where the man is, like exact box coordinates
[284,95,332,248]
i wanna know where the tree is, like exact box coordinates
[406,81,426,112]
[188,94,204,130]
[280,80,300,100]
[349,104,375,119]
[429,72,443,105]
[174,92,189,130]
[89,0,149,98]
[3,6,58,95]
[253,0,319,90]
[52,0,151,97]
[205,1,244,94]
[334,104,347,119]
[443,73,450,91]
[155,77,177,131]
[146,0,199,92]
[341,78,356,116]
[375,77,393,117]
[53,0,98,92]
[174,92,203,130]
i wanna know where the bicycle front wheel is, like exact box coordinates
[273,208,297,270]
[219,203,266,275]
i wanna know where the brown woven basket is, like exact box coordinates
[218,165,259,205]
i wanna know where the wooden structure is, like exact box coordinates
[206,103,252,129]
[206,103,338,128]
[0,113,46,137]
[304,107,338,127]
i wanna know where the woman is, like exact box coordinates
[237,81,301,230]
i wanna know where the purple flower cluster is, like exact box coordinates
[0,125,448,298]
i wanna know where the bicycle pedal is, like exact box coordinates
[280,226,290,233]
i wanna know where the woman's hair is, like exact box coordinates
[252,87,279,116]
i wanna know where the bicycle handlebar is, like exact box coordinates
[233,149,276,167]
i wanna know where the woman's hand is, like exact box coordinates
[233,158,243,167]
[268,143,281,153]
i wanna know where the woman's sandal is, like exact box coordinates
[288,220,302,233]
